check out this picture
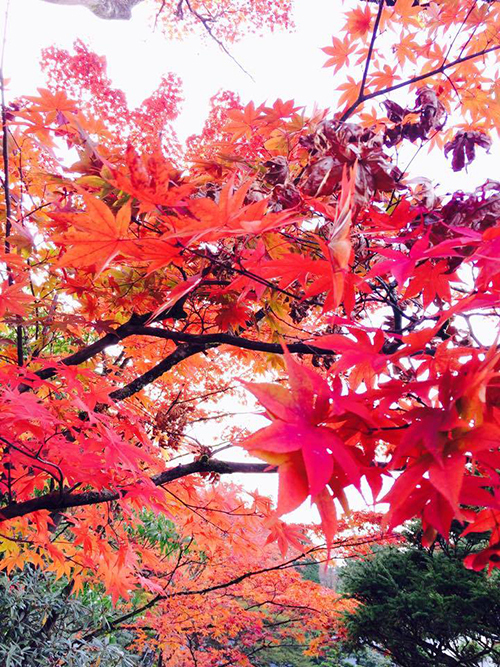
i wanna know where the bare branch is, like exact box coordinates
[84,545,323,640]
[182,0,255,80]
[26,319,337,398]
[109,341,206,400]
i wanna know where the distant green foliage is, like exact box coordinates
[338,524,500,667]
[0,568,140,667]
[132,508,185,556]
[254,641,391,667]
[319,646,393,666]
[296,560,320,585]
[255,643,316,667]
[0,511,190,666]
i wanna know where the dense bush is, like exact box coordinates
[0,569,140,667]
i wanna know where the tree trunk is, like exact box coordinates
[40,0,144,19]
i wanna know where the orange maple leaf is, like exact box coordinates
[322,36,353,74]
[261,98,303,123]
[337,76,361,110]
[264,516,307,557]
[368,64,399,92]
[0,281,33,318]
[225,102,262,140]
[114,145,194,212]
[26,88,78,116]
[53,195,131,276]
[183,175,298,240]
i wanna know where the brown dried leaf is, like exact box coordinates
[444,131,492,172]
[302,156,344,197]
[264,156,289,185]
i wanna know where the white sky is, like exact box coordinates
[2,0,496,524]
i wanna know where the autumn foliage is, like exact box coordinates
[2,0,500,662]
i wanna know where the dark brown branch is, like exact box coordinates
[32,315,146,384]
[20,314,153,391]
[27,320,337,398]
[1,71,11,253]
[87,328,339,401]
[109,342,206,400]
[358,0,385,104]
[0,458,272,521]
[85,533,380,641]
[129,326,333,354]
[153,0,167,29]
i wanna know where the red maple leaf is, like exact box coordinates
[241,349,362,545]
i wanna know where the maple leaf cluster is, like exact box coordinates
[2,0,500,661]
[153,0,293,44]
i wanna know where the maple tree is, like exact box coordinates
[3,0,500,662]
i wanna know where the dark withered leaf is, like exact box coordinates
[444,131,492,172]
[264,156,289,185]
[383,100,407,123]
[273,183,301,210]
[302,156,344,197]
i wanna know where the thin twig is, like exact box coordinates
[0,458,273,521]
[183,0,255,81]
[153,0,167,30]
[442,0,476,66]
[83,546,322,640]
[0,5,11,254]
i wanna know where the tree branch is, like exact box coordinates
[109,341,206,400]
[26,320,337,397]
[0,12,23,366]
[182,0,255,81]
[129,326,337,356]
[0,458,272,521]
[1,73,11,254]
[358,0,385,104]
[340,42,500,122]
[79,327,339,401]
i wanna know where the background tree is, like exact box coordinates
[40,0,293,46]
[339,524,500,667]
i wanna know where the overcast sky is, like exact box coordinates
[5,0,345,138]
